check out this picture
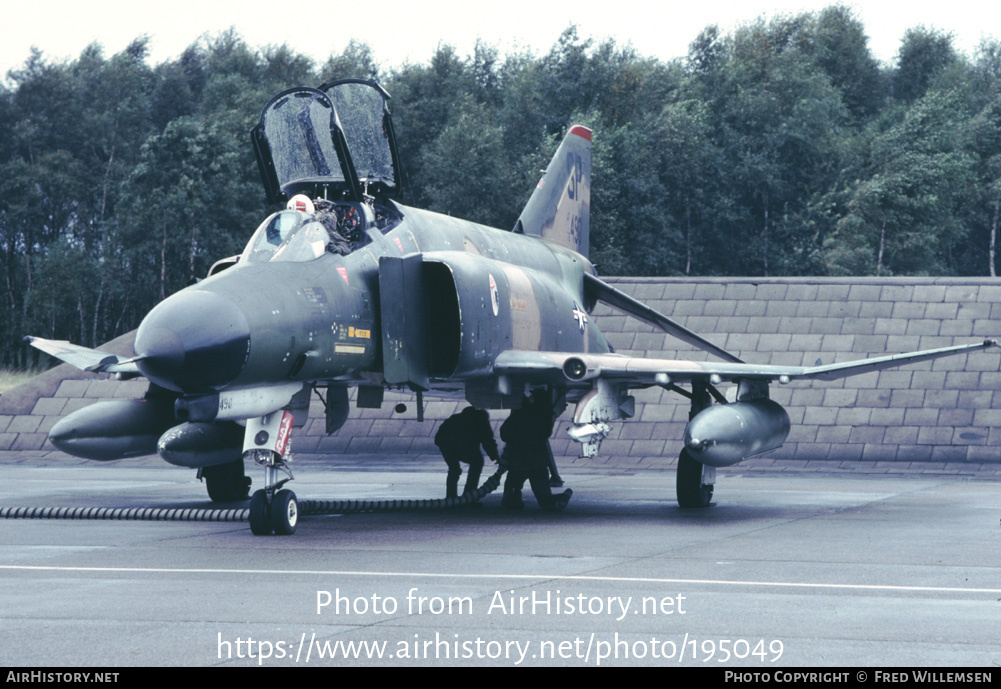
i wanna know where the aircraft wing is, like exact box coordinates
[24,336,144,378]
[493,339,998,386]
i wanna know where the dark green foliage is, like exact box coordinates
[811,6,884,119]
[1,11,999,366]
[893,27,957,104]
[417,99,520,229]
[319,40,380,84]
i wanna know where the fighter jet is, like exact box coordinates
[27,79,997,535]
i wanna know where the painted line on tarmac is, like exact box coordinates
[2,564,999,595]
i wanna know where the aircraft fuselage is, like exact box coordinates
[132,202,610,411]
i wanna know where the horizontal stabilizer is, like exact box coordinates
[583,274,744,364]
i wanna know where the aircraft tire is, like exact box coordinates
[676,449,713,508]
[249,490,273,535]
[204,460,251,503]
[271,489,298,536]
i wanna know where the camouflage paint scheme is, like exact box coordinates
[27,80,997,520]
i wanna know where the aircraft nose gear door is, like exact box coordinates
[244,411,298,535]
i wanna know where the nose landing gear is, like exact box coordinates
[248,448,298,535]
[244,411,298,536]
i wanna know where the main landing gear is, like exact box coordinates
[248,448,298,536]
[201,459,252,502]
[675,380,716,508]
[676,448,714,507]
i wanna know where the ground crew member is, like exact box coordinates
[500,391,573,511]
[547,440,564,486]
[434,406,500,499]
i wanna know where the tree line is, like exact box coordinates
[1,6,1000,367]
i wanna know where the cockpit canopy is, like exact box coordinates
[240,211,330,265]
[251,79,400,205]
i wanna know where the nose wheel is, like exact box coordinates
[249,490,272,535]
[249,487,298,535]
[271,489,299,535]
[247,448,298,536]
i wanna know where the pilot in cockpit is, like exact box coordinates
[287,194,351,256]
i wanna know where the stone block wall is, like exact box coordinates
[2,277,998,464]
[587,277,1000,463]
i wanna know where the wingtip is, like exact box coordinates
[569,125,592,141]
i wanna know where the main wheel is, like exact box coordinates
[676,449,713,508]
[203,460,251,502]
[249,490,273,535]
[271,489,298,536]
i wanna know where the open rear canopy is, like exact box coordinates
[252,80,400,205]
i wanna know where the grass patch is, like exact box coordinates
[0,368,42,395]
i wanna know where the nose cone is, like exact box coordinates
[134,290,250,393]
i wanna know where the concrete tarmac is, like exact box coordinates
[0,452,998,667]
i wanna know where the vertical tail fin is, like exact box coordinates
[515,125,591,257]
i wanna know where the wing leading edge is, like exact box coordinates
[495,340,998,462]
[493,339,998,387]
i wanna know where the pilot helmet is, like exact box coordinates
[286,194,315,214]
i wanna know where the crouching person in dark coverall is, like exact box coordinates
[500,391,573,511]
[434,407,500,499]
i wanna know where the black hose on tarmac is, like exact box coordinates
[300,465,506,515]
[0,505,249,522]
[0,467,509,523]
